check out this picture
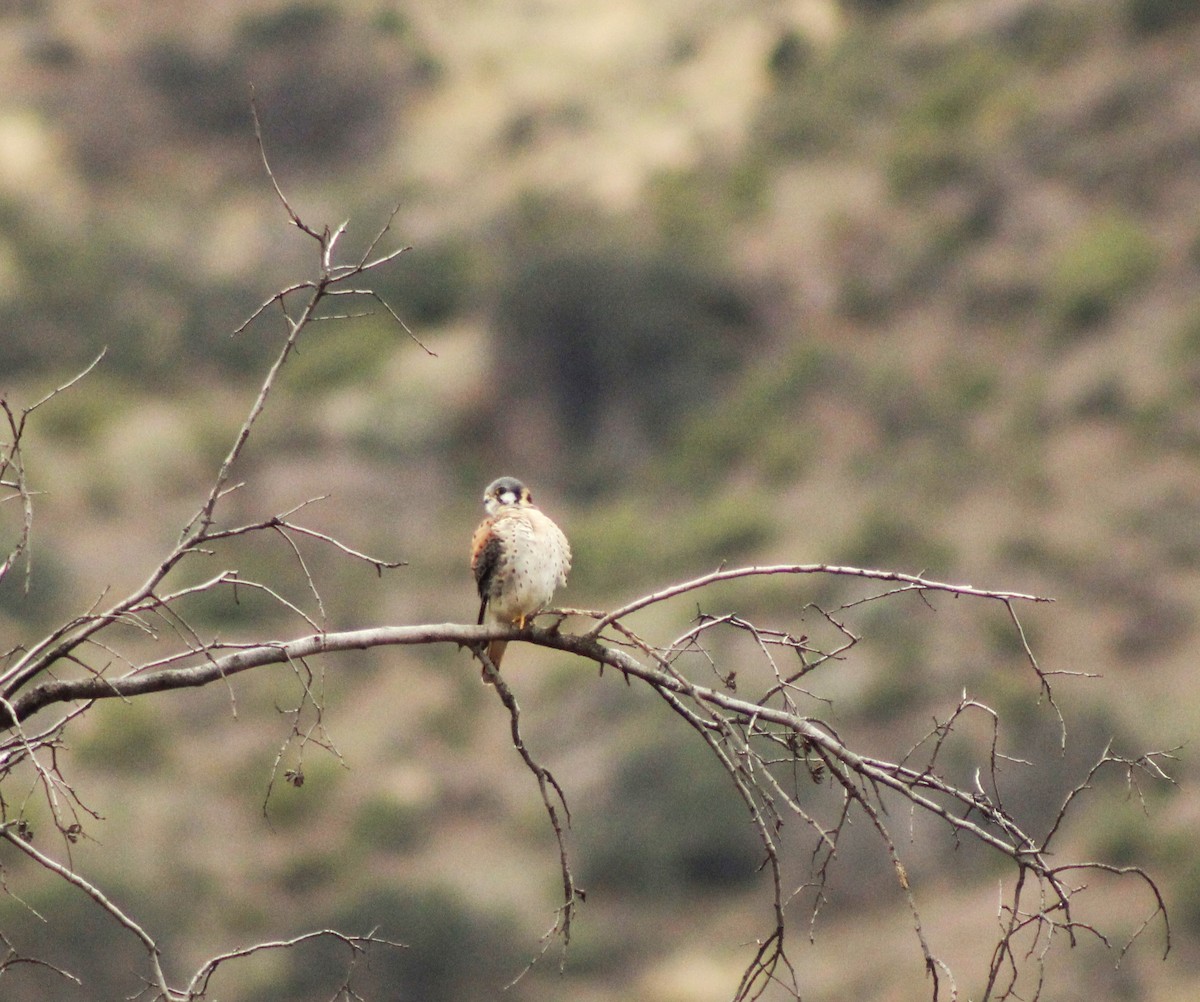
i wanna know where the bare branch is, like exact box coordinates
[0,586,1169,1002]
[0,124,432,1002]
[184,928,406,999]
[0,825,171,999]
[249,90,319,239]
[0,115,1166,1002]
[25,350,108,414]
[0,351,107,594]
[586,564,1051,638]
[477,652,582,985]
[323,287,433,355]
[0,931,80,986]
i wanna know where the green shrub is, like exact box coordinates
[0,543,71,629]
[1000,3,1092,67]
[1124,0,1200,35]
[14,877,148,999]
[280,887,518,1002]
[1169,305,1200,366]
[281,318,401,392]
[573,491,774,593]
[373,236,474,326]
[237,2,342,49]
[491,243,758,458]
[886,127,977,198]
[917,47,1018,129]
[766,28,812,82]
[1071,374,1130,420]
[580,736,762,895]
[856,606,929,720]
[756,29,902,158]
[25,32,80,69]
[840,508,955,572]
[886,46,1027,201]
[138,6,437,169]
[1170,843,1200,936]
[680,493,776,563]
[1046,214,1158,337]
[350,793,427,853]
[569,500,661,591]
[137,41,252,136]
[839,0,911,15]
[371,8,412,36]
[74,699,170,774]
[648,161,767,244]
[277,850,341,896]
[669,345,830,486]
[261,754,346,831]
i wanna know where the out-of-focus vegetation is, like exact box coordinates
[3,0,1200,999]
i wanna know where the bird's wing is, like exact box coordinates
[470,517,504,624]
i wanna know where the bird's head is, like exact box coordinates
[483,476,532,514]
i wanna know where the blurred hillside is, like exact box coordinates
[3,0,1200,999]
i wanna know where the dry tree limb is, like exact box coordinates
[0,930,80,987]
[0,351,106,594]
[2,580,1171,1002]
[0,119,411,707]
[0,115,1173,1002]
[586,564,1051,638]
[0,537,1172,1000]
[0,117,422,1000]
[182,928,406,1001]
[476,650,584,987]
[0,824,173,1000]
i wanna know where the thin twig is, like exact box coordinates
[0,825,172,999]
[478,651,581,981]
[586,564,1051,638]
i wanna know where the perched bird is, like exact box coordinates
[470,476,571,675]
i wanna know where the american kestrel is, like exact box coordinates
[471,476,571,674]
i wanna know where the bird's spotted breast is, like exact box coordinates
[470,481,571,670]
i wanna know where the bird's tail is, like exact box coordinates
[481,639,508,682]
